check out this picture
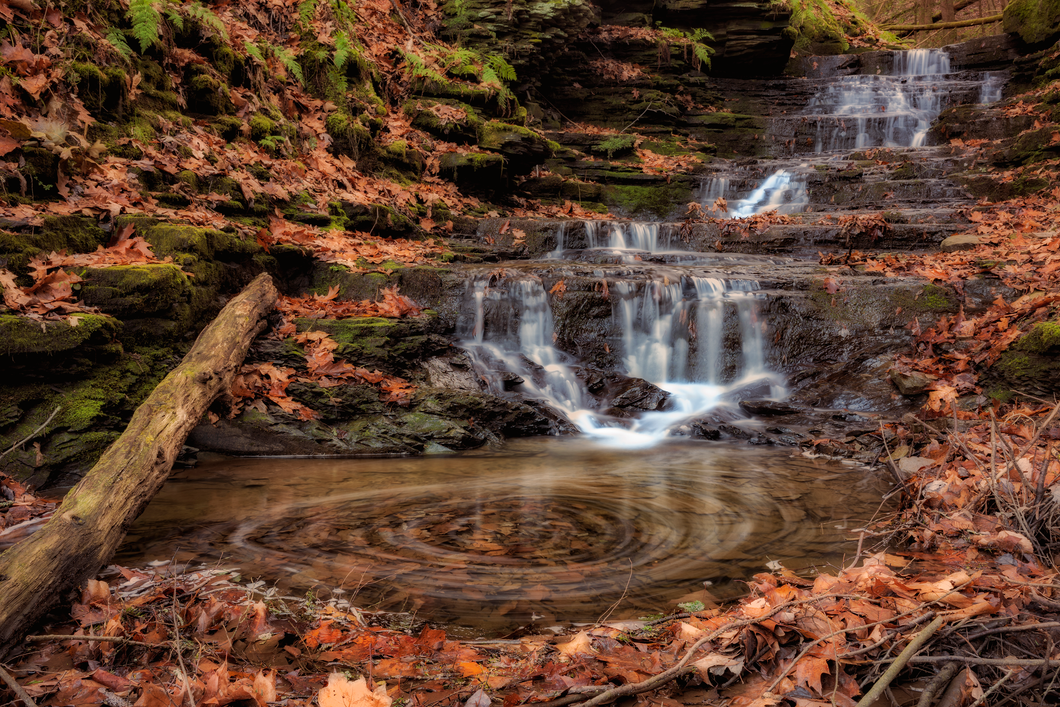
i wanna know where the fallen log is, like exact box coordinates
[883,13,1003,31]
[0,272,278,659]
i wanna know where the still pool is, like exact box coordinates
[117,438,886,636]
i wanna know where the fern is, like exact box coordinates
[486,54,516,83]
[334,31,351,69]
[444,47,479,78]
[128,0,163,52]
[275,46,306,87]
[185,2,228,40]
[164,4,183,32]
[692,43,713,70]
[244,40,265,64]
[298,0,320,28]
[400,49,447,85]
[104,29,134,61]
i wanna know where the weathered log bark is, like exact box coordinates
[0,273,278,660]
[884,13,1003,31]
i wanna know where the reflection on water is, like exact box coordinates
[118,438,885,636]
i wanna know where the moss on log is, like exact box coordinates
[0,273,278,659]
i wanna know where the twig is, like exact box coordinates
[0,406,60,462]
[0,663,36,707]
[26,634,162,648]
[908,655,1057,666]
[596,559,633,625]
[620,102,654,134]
[855,616,945,707]
[963,620,1060,640]
[916,661,959,707]
[569,593,851,707]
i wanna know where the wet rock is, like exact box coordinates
[423,355,482,392]
[190,388,570,457]
[890,368,937,396]
[940,233,980,252]
[604,376,672,416]
[739,399,799,416]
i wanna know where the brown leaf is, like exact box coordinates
[318,674,393,707]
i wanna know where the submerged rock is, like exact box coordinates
[890,369,937,396]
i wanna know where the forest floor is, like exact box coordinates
[4,0,1060,705]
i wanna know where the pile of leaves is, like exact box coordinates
[257,215,451,270]
[0,224,169,320]
[0,470,57,552]
[6,541,1060,707]
[226,285,422,422]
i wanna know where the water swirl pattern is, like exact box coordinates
[118,440,885,636]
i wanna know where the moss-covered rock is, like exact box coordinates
[0,344,177,484]
[406,99,482,143]
[0,313,118,357]
[437,151,507,188]
[78,264,192,317]
[187,70,235,115]
[987,320,1060,398]
[294,315,449,376]
[477,121,555,173]
[1004,0,1060,45]
[0,216,108,276]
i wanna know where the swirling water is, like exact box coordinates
[118,439,885,636]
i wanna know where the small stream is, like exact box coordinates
[118,439,885,636]
[119,47,1001,634]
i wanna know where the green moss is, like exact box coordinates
[187,72,234,115]
[1004,0,1060,44]
[601,181,693,219]
[0,314,118,356]
[176,170,199,191]
[0,216,108,275]
[77,264,191,316]
[918,284,954,310]
[211,116,243,140]
[249,114,276,140]
[1014,321,1060,353]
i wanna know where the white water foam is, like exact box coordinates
[807,48,952,152]
[464,275,786,448]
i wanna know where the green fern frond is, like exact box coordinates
[244,40,265,64]
[400,49,446,85]
[104,29,135,61]
[334,31,351,69]
[299,0,321,28]
[128,0,163,52]
[185,2,228,40]
[480,64,503,91]
[692,43,713,70]
[486,54,516,83]
[163,5,183,32]
[276,46,306,86]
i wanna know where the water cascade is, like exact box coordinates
[807,48,952,152]
[463,271,785,447]
[703,48,1002,218]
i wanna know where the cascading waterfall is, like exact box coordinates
[465,279,585,414]
[708,48,1002,218]
[807,48,952,152]
[464,272,786,447]
[466,47,1005,448]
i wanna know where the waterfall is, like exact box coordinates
[464,278,584,414]
[464,273,786,447]
[806,48,953,152]
[462,47,1005,449]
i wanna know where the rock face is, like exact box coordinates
[595,0,795,76]
[1004,0,1060,46]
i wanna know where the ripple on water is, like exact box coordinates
[117,438,886,635]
